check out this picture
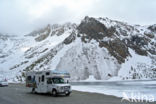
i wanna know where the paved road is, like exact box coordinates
[0,84,155,104]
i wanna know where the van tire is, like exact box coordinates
[52,89,57,97]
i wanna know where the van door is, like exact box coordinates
[35,75,41,93]
[47,78,53,93]
[39,75,47,93]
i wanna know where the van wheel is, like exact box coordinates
[32,88,36,94]
[52,89,57,97]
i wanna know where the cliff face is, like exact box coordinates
[0,17,155,82]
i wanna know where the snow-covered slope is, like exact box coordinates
[0,16,155,82]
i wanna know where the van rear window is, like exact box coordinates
[42,75,45,82]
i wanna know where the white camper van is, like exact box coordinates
[26,70,71,96]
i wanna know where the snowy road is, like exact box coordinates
[0,83,155,104]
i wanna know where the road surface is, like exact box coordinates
[0,84,155,104]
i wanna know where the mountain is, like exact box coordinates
[0,16,156,82]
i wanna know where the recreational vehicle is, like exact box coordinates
[26,70,71,96]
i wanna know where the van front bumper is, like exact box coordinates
[57,89,72,94]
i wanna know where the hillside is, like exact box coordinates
[0,16,156,82]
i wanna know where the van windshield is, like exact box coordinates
[52,78,65,84]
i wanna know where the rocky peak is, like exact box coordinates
[77,16,128,63]
[77,16,156,63]
[78,16,115,41]
[148,24,156,33]
[26,23,76,42]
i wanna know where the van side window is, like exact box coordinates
[47,78,52,84]
[41,75,44,82]
[46,72,50,75]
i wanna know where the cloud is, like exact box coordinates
[0,0,156,35]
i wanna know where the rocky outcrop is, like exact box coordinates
[99,39,129,63]
[78,16,116,41]
[148,24,156,33]
[77,16,156,64]
[35,25,51,42]
[77,17,129,63]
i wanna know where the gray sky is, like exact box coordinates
[0,0,156,35]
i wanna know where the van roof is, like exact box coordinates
[51,70,69,74]
[26,70,69,75]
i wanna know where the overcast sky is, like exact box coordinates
[0,0,156,35]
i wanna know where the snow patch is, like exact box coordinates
[84,75,97,81]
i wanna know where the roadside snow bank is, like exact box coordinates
[72,80,156,101]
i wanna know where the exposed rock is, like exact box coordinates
[125,35,148,56]
[148,24,156,33]
[78,16,129,63]
[78,16,115,41]
[64,31,76,44]
[99,39,129,63]
[35,25,51,42]
[144,32,155,38]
